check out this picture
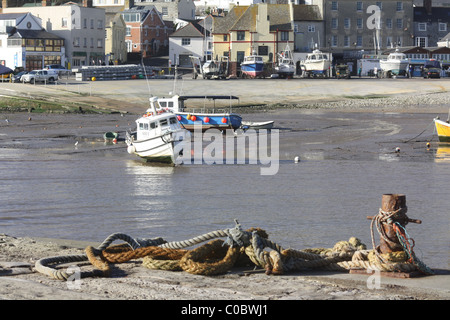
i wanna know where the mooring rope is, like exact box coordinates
[34,218,433,281]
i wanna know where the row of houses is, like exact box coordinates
[1,0,450,73]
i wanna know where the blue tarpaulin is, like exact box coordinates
[0,65,13,75]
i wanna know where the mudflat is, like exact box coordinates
[0,77,449,302]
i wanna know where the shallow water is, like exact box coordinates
[0,111,449,270]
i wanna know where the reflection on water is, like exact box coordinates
[435,145,450,163]
[0,138,449,270]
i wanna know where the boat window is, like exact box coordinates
[159,101,167,108]
[169,117,177,124]
[311,55,316,60]
[140,123,148,130]
[160,119,168,126]
[256,57,263,62]
[150,122,157,129]
[323,55,328,59]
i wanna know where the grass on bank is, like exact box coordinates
[0,96,114,114]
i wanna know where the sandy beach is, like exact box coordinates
[1,76,449,303]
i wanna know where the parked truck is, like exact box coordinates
[20,69,58,83]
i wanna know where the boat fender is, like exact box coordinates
[187,114,191,120]
[204,116,210,123]
[191,115,197,121]
[177,115,182,121]
[127,145,136,154]
[221,117,227,124]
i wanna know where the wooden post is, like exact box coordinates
[379,194,406,253]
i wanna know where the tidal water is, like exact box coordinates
[0,111,449,270]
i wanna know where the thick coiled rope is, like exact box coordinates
[35,219,433,280]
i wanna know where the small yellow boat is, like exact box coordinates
[434,118,450,143]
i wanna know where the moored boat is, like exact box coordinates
[104,131,119,142]
[240,120,274,130]
[434,118,450,143]
[156,95,242,131]
[126,97,184,163]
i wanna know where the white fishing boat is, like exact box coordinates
[126,97,184,164]
[379,49,409,76]
[275,44,295,78]
[300,49,331,78]
[202,60,219,79]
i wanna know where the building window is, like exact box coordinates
[123,13,140,22]
[74,37,80,47]
[439,23,447,32]
[83,38,87,47]
[280,31,289,41]
[386,36,393,47]
[331,18,338,29]
[62,17,68,28]
[396,2,403,11]
[223,35,228,41]
[396,19,403,29]
[331,35,338,47]
[356,1,363,11]
[237,31,245,41]
[386,19,392,29]
[83,18,87,29]
[416,37,427,47]
[356,35,363,47]
[97,39,102,48]
[418,23,426,32]
[308,25,315,32]
[97,20,102,29]
[162,7,168,15]
[294,24,299,33]
[258,46,268,56]
[126,26,131,36]
[182,38,190,46]
[343,35,350,47]
[357,18,363,29]
[344,18,350,29]
[397,36,402,47]
[91,19,94,29]
[331,1,338,10]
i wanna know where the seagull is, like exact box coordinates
[294,156,300,163]
[74,141,79,146]
[5,118,9,124]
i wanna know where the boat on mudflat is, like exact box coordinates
[125,97,184,163]
[434,118,450,143]
[156,95,242,131]
[241,52,264,78]
[379,49,409,76]
[241,120,274,130]
[275,44,295,79]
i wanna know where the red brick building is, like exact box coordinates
[122,5,172,58]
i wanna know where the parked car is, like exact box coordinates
[423,68,441,79]
[20,70,58,83]
[13,71,28,82]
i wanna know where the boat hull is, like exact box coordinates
[379,61,408,75]
[176,112,242,131]
[241,63,264,77]
[302,60,330,72]
[127,132,182,163]
[434,119,450,143]
[241,120,274,130]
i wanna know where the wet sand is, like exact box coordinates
[1,78,449,302]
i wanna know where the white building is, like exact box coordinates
[3,4,106,68]
[0,12,65,70]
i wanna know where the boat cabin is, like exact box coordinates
[307,51,329,61]
[135,115,180,141]
[243,56,263,64]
